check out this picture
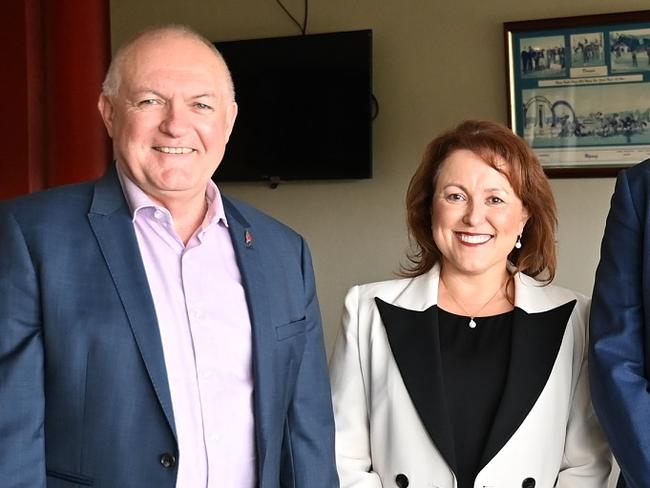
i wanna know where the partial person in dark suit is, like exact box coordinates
[0,25,338,488]
[590,159,650,488]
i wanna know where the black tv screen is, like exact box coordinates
[212,30,373,182]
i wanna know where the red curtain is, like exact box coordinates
[1,0,111,199]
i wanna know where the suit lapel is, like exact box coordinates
[478,300,576,469]
[376,268,579,476]
[87,167,176,437]
[375,298,457,474]
[222,197,273,470]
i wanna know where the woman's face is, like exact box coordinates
[431,149,529,279]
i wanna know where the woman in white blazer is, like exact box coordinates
[329,120,611,488]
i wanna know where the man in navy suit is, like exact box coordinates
[590,159,650,488]
[0,25,338,488]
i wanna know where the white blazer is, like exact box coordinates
[329,265,611,488]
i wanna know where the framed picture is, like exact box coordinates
[505,10,650,177]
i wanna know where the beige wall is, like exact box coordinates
[109,0,644,356]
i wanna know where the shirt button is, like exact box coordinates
[154,210,164,220]
[160,452,176,469]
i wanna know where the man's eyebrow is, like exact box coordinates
[131,89,164,98]
[130,90,219,100]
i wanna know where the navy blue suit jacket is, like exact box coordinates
[590,159,650,488]
[0,167,338,488]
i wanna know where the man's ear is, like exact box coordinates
[97,93,115,137]
[224,101,238,143]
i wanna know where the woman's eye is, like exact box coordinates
[445,193,465,202]
[488,196,505,204]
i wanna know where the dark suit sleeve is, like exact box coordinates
[0,205,46,487]
[590,169,650,488]
[285,237,339,488]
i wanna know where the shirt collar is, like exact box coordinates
[115,162,229,228]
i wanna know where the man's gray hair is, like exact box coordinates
[101,25,235,101]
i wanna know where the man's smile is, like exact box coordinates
[153,146,195,154]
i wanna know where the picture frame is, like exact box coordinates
[504,10,650,177]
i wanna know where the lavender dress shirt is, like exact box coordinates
[118,166,256,488]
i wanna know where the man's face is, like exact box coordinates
[98,34,238,204]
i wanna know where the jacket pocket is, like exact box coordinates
[276,318,307,341]
[46,469,94,486]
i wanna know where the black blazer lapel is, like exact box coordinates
[479,300,576,469]
[375,298,457,474]
[222,197,272,469]
[87,167,176,438]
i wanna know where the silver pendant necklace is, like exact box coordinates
[440,276,506,329]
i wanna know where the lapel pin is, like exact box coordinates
[245,229,253,248]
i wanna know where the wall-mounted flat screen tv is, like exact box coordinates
[212,29,373,183]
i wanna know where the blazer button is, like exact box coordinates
[522,477,535,488]
[395,473,409,487]
[160,453,176,469]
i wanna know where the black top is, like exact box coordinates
[437,308,514,488]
